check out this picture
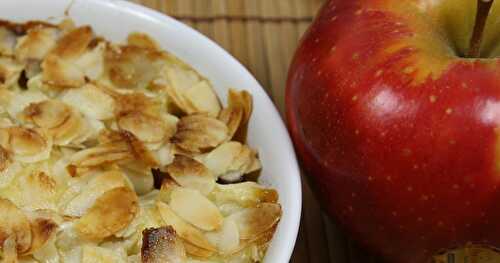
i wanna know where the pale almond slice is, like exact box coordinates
[2,170,58,211]
[2,235,18,262]
[205,217,239,255]
[15,26,58,61]
[74,42,105,81]
[81,245,128,263]
[166,155,215,195]
[0,56,24,87]
[75,187,139,241]
[223,225,276,256]
[169,187,223,231]
[156,201,216,252]
[141,226,186,263]
[127,32,160,50]
[228,203,281,240]
[61,170,128,216]
[172,114,228,153]
[184,81,221,117]
[0,150,19,188]
[183,242,214,259]
[0,198,32,254]
[22,218,58,255]
[61,83,115,120]
[68,143,131,169]
[214,182,278,208]
[121,162,154,195]
[0,27,16,56]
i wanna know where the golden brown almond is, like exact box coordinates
[23,100,71,129]
[118,111,167,144]
[22,217,58,255]
[75,187,139,241]
[15,26,58,61]
[51,26,93,59]
[214,182,279,208]
[0,198,32,253]
[228,203,281,240]
[127,32,160,50]
[172,114,228,153]
[165,155,215,195]
[141,226,186,263]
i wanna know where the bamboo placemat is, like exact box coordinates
[128,1,379,262]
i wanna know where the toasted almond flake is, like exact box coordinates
[156,201,216,251]
[127,32,160,50]
[173,114,228,153]
[0,27,16,56]
[205,217,239,254]
[169,187,223,231]
[41,54,85,88]
[228,203,281,240]
[202,141,260,180]
[2,170,58,211]
[141,226,186,263]
[2,235,18,262]
[118,111,167,144]
[1,89,48,118]
[0,56,24,87]
[105,45,164,90]
[2,127,52,163]
[74,42,105,80]
[22,218,57,255]
[182,241,214,259]
[184,81,221,117]
[166,155,215,195]
[23,100,71,129]
[214,182,278,207]
[15,27,58,61]
[219,89,252,142]
[51,26,93,60]
[61,170,128,216]
[0,198,32,253]
[76,187,139,241]
[61,83,115,120]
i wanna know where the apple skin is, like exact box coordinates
[286,0,500,262]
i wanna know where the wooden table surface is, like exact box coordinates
[129,1,379,262]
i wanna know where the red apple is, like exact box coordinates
[286,0,500,262]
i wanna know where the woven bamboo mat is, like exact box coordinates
[129,1,379,262]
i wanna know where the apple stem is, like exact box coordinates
[468,0,495,58]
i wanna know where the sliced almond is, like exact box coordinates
[2,171,58,211]
[75,187,139,241]
[127,32,160,50]
[15,26,58,61]
[118,111,167,144]
[214,182,278,207]
[183,241,214,259]
[105,45,164,90]
[169,187,222,231]
[219,89,252,142]
[202,141,261,180]
[165,155,215,195]
[228,203,281,240]
[205,217,239,255]
[183,81,221,118]
[0,27,16,56]
[0,56,24,87]
[50,26,93,60]
[172,114,228,153]
[1,89,48,118]
[61,83,115,120]
[41,54,85,88]
[74,42,105,81]
[2,235,18,262]
[0,198,31,254]
[81,245,127,263]
[23,100,71,129]
[141,226,186,263]
[22,218,58,255]
[1,127,52,163]
[61,170,127,216]
[156,201,216,252]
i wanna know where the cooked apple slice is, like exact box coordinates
[169,187,223,231]
[141,226,186,263]
[75,187,139,241]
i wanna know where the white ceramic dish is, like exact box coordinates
[0,0,302,262]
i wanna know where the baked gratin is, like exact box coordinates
[0,19,281,263]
